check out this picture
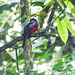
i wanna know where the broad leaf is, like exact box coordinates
[64,0,74,9]
[64,0,75,17]
[71,7,75,17]
[64,18,75,36]
[57,18,68,44]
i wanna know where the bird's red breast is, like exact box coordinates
[28,22,38,34]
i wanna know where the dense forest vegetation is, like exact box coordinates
[0,0,75,75]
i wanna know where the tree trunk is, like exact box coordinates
[20,0,33,75]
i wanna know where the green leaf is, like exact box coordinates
[57,18,68,44]
[64,0,74,9]
[64,18,75,36]
[64,0,75,17]
[39,0,55,12]
[39,53,52,61]
[43,40,47,48]
[31,1,44,6]
[71,7,75,17]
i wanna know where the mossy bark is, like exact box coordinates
[20,0,33,75]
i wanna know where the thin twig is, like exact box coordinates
[15,48,19,72]
[51,8,66,25]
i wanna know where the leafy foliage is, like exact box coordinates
[0,0,75,75]
[57,18,68,44]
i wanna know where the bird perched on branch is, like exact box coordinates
[22,18,38,48]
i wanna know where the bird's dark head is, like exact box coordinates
[30,18,38,28]
[30,18,37,22]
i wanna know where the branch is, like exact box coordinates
[0,36,23,52]
[46,0,58,30]
[51,8,66,25]
[0,32,59,52]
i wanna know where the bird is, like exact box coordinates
[22,18,38,48]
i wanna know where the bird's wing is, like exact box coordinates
[29,22,36,29]
[23,21,36,34]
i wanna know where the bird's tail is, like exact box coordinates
[22,34,28,48]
